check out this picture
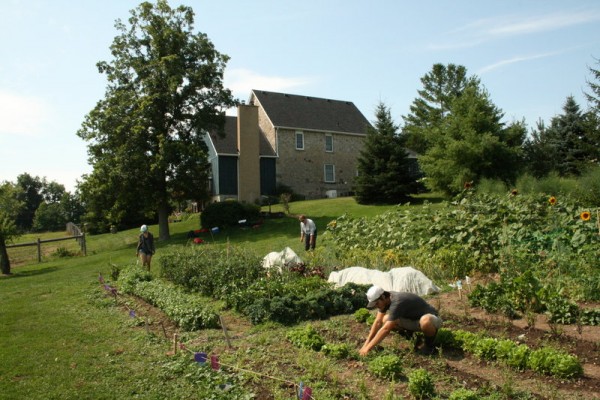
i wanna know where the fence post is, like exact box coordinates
[37,238,42,263]
[82,233,87,256]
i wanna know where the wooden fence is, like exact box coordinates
[7,222,86,264]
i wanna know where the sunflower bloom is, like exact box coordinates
[549,196,557,206]
[464,182,473,189]
[580,211,591,221]
[511,189,518,196]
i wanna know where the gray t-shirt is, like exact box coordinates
[383,292,438,321]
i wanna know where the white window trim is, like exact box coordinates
[295,131,304,150]
[324,164,335,183]
[325,134,333,152]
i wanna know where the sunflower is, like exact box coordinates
[549,196,557,206]
[511,189,518,196]
[464,181,473,189]
[580,211,591,221]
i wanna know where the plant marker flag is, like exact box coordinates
[194,352,207,365]
[211,355,220,370]
[303,387,312,400]
[129,310,136,318]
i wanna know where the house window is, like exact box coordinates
[325,134,333,152]
[324,164,335,183]
[295,131,304,150]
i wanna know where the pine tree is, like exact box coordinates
[355,103,416,204]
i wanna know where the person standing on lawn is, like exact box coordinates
[136,224,155,271]
[359,285,442,356]
[298,215,317,251]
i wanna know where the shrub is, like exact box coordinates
[200,200,261,228]
[407,368,436,399]
[286,325,324,351]
[368,355,403,381]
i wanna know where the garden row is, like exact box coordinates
[158,245,368,325]
[284,314,582,400]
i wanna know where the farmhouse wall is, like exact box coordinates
[276,128,365,199]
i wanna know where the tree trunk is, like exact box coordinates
[0,236,11,275]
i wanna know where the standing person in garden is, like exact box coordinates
[136,224,155,271]
[359,285,442,356]
[298,215,317,251]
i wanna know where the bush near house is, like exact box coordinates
[200,200,261,228]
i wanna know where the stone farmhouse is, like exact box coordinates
[203,89,373,203]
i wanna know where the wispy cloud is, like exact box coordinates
[224,68,316,101]
[0,90,50,136]
[477,51,560,74]
[430,9,600,50]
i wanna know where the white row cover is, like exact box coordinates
[327,266,440,296]
[262,247,303,273]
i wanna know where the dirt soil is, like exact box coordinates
[122,286,600,400]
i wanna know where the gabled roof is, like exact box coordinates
[207,116,276,157]
[251,90,371,135]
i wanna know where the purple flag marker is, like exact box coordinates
[194,352,207,364]
[129,310,136,318]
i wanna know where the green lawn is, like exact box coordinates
[1,196,421,399]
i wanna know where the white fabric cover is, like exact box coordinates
[262,247,303,272]
[327,266,440,296]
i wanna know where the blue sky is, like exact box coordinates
[1,0,599,192]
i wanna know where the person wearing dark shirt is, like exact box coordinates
[136,224,155,271]
[359,285,442,356]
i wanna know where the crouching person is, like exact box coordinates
[359,285,442,356]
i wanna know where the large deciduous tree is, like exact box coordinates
[355,102,416,204]
[77,0,237,239]
[0,182,24,275]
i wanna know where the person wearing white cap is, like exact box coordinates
[359,285,442,356]
[136,224,155,271]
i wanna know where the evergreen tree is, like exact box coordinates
[355,103,415,204]
[418,85,526,194]
[402,63,479,154]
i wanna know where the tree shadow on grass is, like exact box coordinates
[1,266,59,279]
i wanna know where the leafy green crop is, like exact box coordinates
[286,324,325,351]
[368,354,403,381]
[407,368,436,399]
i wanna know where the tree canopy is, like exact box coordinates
[525,96,600,177]
[0,182,24,274]
[77,0,237,239]
[415,79,526,194]
[402,63,479,154]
